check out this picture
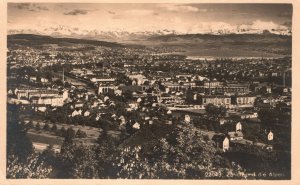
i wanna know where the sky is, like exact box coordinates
[7,3,293,35]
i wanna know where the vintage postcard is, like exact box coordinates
[1,0,299,185]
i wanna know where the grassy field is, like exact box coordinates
[27,131,64,146]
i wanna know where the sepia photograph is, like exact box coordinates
[4,2,296,181]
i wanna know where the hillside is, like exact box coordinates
[7,33,292,58]
[7,34,123,48]
[144,33,292,57]
[147,33,291,43]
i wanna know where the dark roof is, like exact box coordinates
[226,83,249,87]
[233,95,256,98]
[40,96,58,99]
[200,95,231,98]
[29,90,59,95]
[120,85,143,92]
[228,131,244,138]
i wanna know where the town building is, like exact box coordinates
[199,95,231,108]
[228,131,244,141]
[231,95,256,107]
[16,88,68,107]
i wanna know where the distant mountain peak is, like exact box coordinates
[8,24,291,43]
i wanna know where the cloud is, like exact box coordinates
[111,14,122,19]
[108,10,116,15]
[187,22,236,34]
[158,4,200,12]
[170,20,291,35]
[237,20,291,35]
[251,20,288,31]
[15,3,48,12]
[64,9,88,16]
[251,20,278,30]
[112,9,155,19]
[125,9,154,16]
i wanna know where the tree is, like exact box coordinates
[41,145,58,167]
[43,123,50,131]
[219,106,227,117]
[66,127,76,140]
[57,139,76,178]
[51,124,58,133]
[35,122,41,131]
[115,101,127,115]
[114,146,152,179]
[95,131,118,178]
[7,105,52,178]
[7,104,33,161]
[258,108,281,129]
[57,139,100,179]
[114,122,246,179]
[72,145,99,178]
[7,153,53,178]
[205,104,227,119]
[75,129,87,138]
[60,127,67,137]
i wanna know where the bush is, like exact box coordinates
[66,127,76,139]
[35,123,41,131]
[61,127,67,137]
[27,122,34,129]
[76,129,87,138]
[51,124,58,132]
[43,123,50,131]
[203,135,210,142]
[207,122,214,131]
[201,125,208,131]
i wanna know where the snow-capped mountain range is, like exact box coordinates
[8,25,291,42]
[8,26,178,42]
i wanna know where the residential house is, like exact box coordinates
[219,117,227,125]
[228,131,244,141]
[212,134,230,152]
[236,122,242,132]
[184,114,191,123]
[268,131,274,141]
[133,122,141,129]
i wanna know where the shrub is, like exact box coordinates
[66,127,76,139]
[43,123,50,131]
[35,122,41,131]
[51,124,58,132]
[61,127,67,137]
[76,129,87,138]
